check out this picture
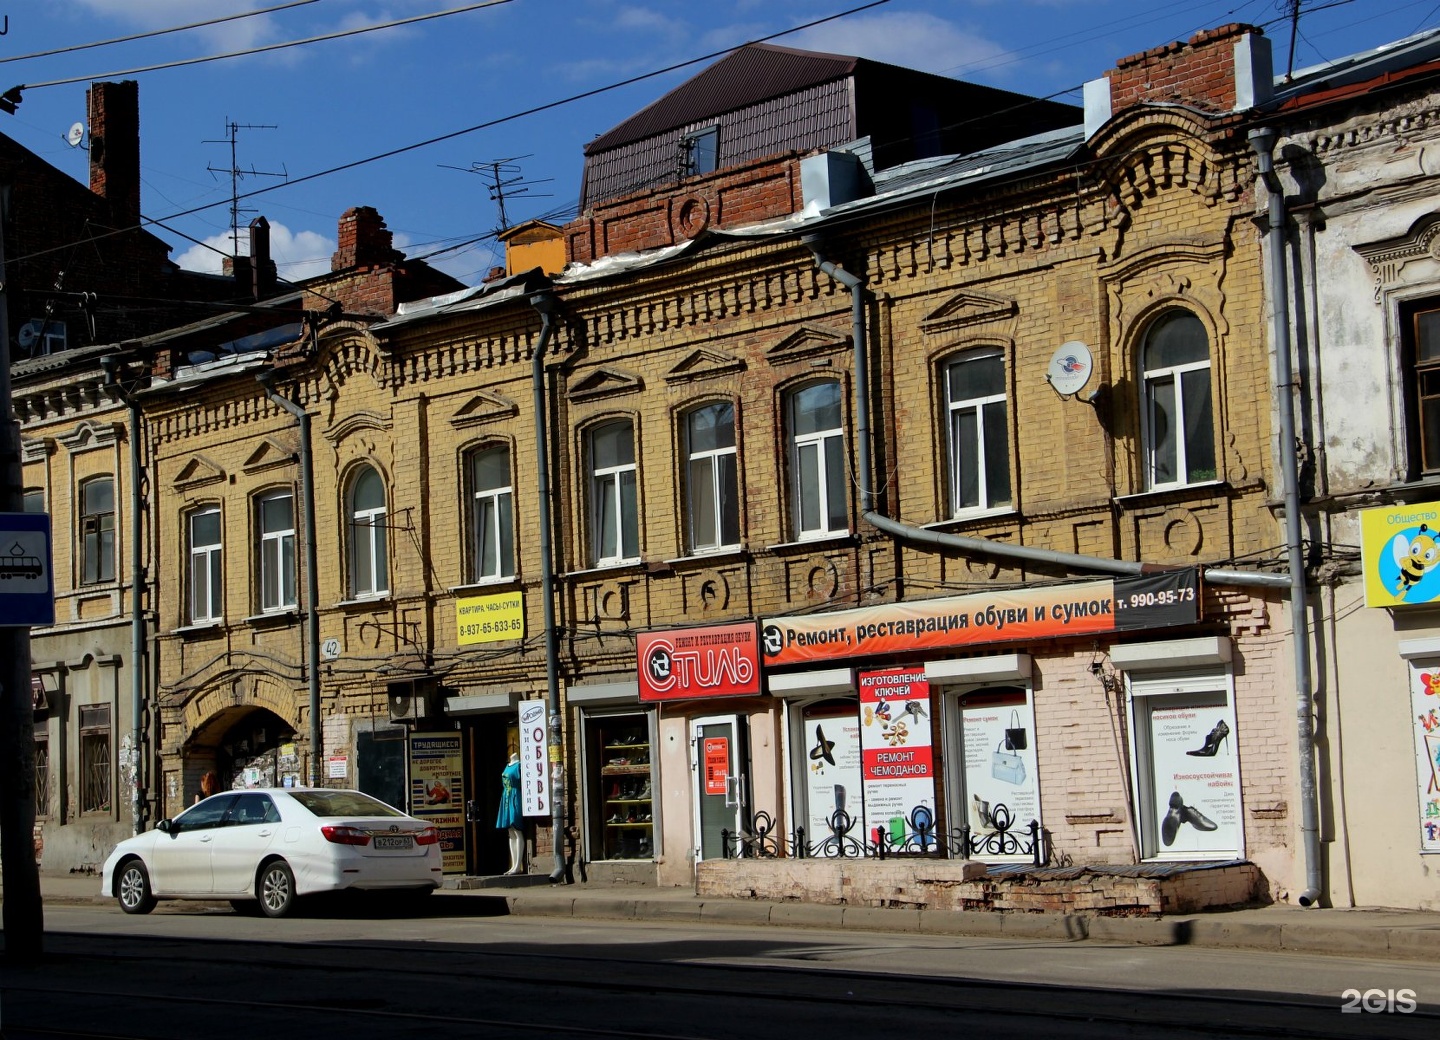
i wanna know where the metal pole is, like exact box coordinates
[0,182,44,959]
[257,372,323,786]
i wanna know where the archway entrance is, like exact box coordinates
[186,706,299,795]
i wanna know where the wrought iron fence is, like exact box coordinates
[722,801,1045,865]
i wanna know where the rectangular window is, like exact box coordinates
[685,403,739,553]
[35,734,49,818]
[1408,304,1440,476]
[258,491,297,612]
[946,353,1011,513]
[80,704,111,815]
[590,422,639,566]
[81,477,116,584]
[189,507,223,624]
[790,382,848,539]
[471,447,515,581]
[681,126,719,177]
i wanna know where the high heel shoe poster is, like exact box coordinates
[1145,701,1239,856]
[800,704,864,842]
[959,697,1041,848]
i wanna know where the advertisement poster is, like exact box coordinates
[960,699,1040,855]
[1360,501,1440,608]
[801,704,863,844]
[456,590,525,646]
[518,700,550,818]
[858,669,935,848]
[638,622,760,701]
[408,734,465,873]
[1146,701,1239,858]
[704,737,729,796]
[1408,665,1440,852]
[762,570,1198,667]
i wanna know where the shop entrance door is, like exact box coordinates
[464,716,516,876]
[691,714,749,862]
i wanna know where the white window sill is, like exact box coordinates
[925,507,1018,528]
[567,560,644,579]
[245,609,299,625]
[173,621,224,635]
[449,578,519,595]
[336,594,391,608]
[1114,480,1226,506]
[765,533,854,552]
[664,546,746,566]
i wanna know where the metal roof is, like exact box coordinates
[585,43,859,155]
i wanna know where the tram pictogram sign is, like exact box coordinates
[0,512,54,626]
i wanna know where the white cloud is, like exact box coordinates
[72,0,282,52]
[786,12,1011,77]
[175,221,335,280]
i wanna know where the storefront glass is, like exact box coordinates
[586,711,654,860]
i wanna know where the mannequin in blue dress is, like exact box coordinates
[497,753,523,875]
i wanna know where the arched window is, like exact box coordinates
[1141,311,1215,488]
[188,506,223,624]
[80,476,115,584]
[683,401,739,554]
[944,350,1011,513]
[787,381,847,539]
[589,420,639,566]
[348,466,388,598]
[469,446,514,581]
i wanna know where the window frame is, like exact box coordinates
[943,348,1013,516]
[23,488,45,513]
[187,505,224,625]
[681,125,719,177]
[682,401,740,555]
[79,703,111,815]
[79,475,116,585]
[346,465,389,600]
[1403,299,1440,478]
[588,419,640,567]
[256,488,298,613]
[468,444,515,583]
[787,380,849,541]
[1139,309,1216,491]
[35,732,50,818]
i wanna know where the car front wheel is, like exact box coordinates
[117,859,156,915]
[257,860,296,918]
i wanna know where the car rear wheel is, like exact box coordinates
[257,860,296,918]
[116,859,156,915]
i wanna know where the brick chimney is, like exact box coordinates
[1083,24,1273,137]
[87,80,141,231]
[331,206,402,271]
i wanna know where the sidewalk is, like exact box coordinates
[26,870,1440,963]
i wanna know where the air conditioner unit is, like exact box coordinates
[386,679,432,722]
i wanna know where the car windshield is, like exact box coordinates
[287,790,406,818]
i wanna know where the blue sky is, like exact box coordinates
[2,0,1435,287]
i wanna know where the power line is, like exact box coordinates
[9,1,895,268]
[14,1,518,91]
[0,0,323,66]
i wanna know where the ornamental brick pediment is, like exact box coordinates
[568,366,643,403]
[55,419,120,455]
[241,438,297,474]
[766,324,849,365]
[1354,211,1440,302]
[172,454,226,491]
[919,290,1017,335]
[323,410,393,444]
[665,348,744,385]
[449,391,519,429]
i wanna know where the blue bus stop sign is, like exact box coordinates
[0,512,54,627]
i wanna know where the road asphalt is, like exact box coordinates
[17,870,1440,964]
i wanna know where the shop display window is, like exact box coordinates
[588,714,653,860]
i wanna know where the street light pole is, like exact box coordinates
[0,182,45,960]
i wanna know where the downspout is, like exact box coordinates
[1250,127,1322,907]
[800,234,1291,590]
[99,357,147,834]
[256,369,323,787]
[529,291,568,883]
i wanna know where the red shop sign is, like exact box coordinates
[637,622,761,701]
[704,737,729,796]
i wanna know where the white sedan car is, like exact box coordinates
[102,788,443,918]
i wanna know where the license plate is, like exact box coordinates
[373,835,414,850]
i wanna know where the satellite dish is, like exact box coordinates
[66,121,85,148]
[17,322,39,350]
[1046,340,1093,398]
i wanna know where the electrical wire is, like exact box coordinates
[0,0,324,66]
[15,1,519,91]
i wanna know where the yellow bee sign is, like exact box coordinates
[456,591,525,645]
[1361,501,1440,607]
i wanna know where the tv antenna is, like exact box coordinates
[439,155,552,233]
[205,119,287,258]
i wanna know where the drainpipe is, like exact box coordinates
[528,291,568,883]
[256,370,323,787]
[800,234,1291,590]
[1250,127,1322,907]
[99,357,147,834]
